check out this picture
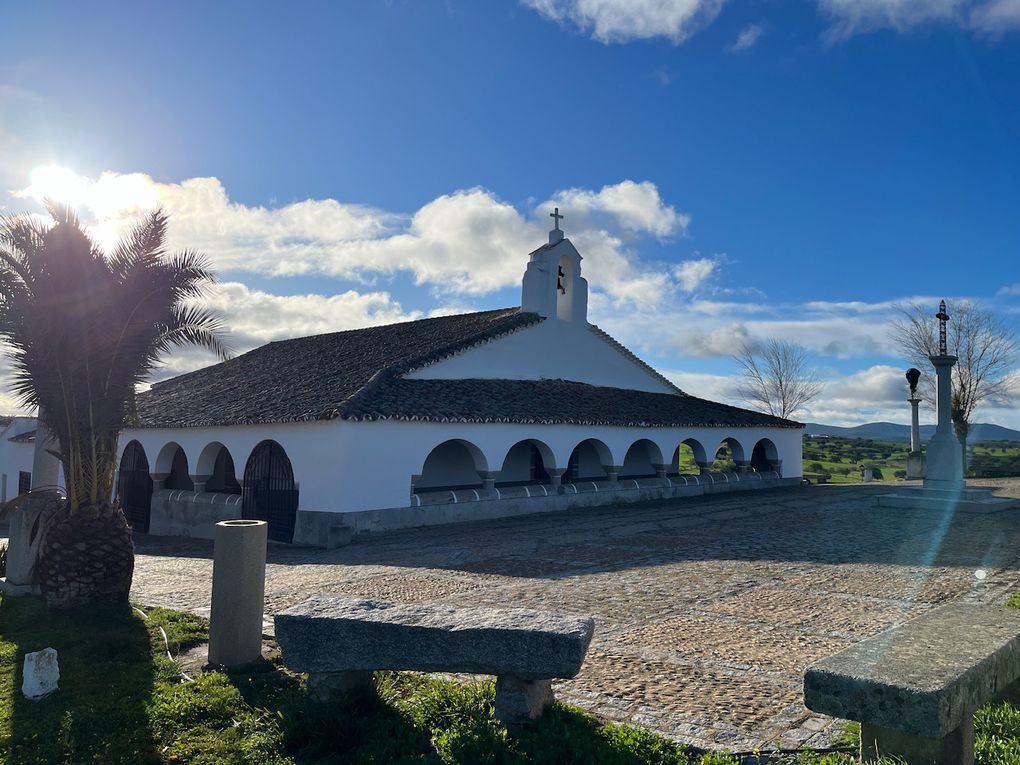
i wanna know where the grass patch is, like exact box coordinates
[0,595,986,764]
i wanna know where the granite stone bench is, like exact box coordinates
[274,597,595,730]
[804,603,1020,765]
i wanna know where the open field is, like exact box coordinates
[802,436,1020,483]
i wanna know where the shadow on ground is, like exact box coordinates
[133,483,1020,581]
[0,597,157,764]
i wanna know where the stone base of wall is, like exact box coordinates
[293,473,801,548]
[149,490,243,540]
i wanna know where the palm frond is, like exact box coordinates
[0,205,229,510]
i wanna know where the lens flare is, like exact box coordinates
[23,164,92,208]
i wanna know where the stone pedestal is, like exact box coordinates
[494,675,554,733]
[652,463,669,479]
[906,451,927,480]
[603,466,621,484]
[306,670,373,702]
[546,468,565,488]
[924,354,963,491]
[877,353,1012,511]
[696,461,712,476]
[733,460,751,474]
[208,519,268,667]
[861,718,973,765]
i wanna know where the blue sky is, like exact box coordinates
[2,0,1019,426]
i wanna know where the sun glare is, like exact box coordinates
[24,164,92,208]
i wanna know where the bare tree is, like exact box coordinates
[891,300,1019,472]
[733,338,822,420]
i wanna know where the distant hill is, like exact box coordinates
[804,422,1020,442]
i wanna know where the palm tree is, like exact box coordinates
[0,203,227,608]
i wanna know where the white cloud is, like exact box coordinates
[548,180,689,238]
[998,283,1020,296]
[521,0,1019,43]
[156,282,423,379]
[818,0,1020,37]
[522,0,727,43]
[672,257,717,292]
[971,0,1020,33]
[728,23,765,51]
[818,0,967,36]
[660,370,736,399]
[13,169,686,307]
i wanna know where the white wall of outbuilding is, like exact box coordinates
[118,419,801,516]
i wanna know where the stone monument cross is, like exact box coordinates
[936,299,949,356]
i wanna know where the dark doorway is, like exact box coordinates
[207,447,242,494]
[117,441,153,533]
[165,447,194,491]
[242,440,299,543]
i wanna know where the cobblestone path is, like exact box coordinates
[128,481,1020,753]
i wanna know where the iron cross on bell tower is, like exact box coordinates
[550,207,563,230]
[936,299,950,356]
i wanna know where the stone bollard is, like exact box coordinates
[208,519,267,666]
[22,647,59,700]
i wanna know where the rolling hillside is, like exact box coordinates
[804,422,1020,442]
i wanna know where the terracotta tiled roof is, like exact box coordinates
[342,378,800,428]
[134,308,539,428]
[133,308,799,430]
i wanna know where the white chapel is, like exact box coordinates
[115,216,803,545]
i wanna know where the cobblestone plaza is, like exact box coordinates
[127,481,1020,753]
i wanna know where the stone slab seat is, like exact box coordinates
[274,596,595,730]
[804,603,1020,765]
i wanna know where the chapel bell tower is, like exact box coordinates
[520,208,589,323]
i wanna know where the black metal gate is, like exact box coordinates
[242,440,298,543]
[117,440,153,533]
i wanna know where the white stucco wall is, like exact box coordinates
[117,419,344,514]
[330,419,803,513]
[117,418,802,517]
[0,417,37,502]
[406,320,676,394]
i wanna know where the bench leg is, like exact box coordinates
[861,718,974,765]
[306,670,374,702]
[493,675,554,732]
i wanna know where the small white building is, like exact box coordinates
[0,416,38,502]
[117,222,803,545]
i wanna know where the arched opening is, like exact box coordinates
[415,439,486,492]
[164,446,194,491]
[751,438,780,473]
[116,441,153,533]
[672,439,706,474]
[498,440,554,486]
[206,446,241,494]
[621,439,662,479]
[242,440,298,543]
[556,255,572,321]
[711,438,744,473]
[564,439,612,483]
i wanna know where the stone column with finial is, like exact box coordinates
[923,300,964,490]
[905,368,926,480]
